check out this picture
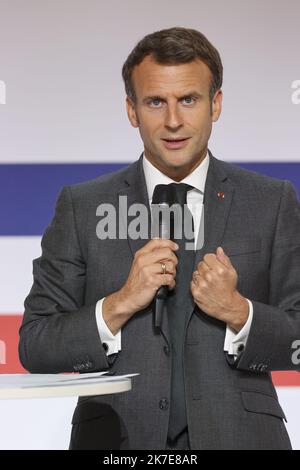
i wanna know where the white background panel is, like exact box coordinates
[0,0,299,163]
[0,396,76,450]
[276,388,300,450]
[0,237,41,313]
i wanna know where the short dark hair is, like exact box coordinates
[122,26,223,103]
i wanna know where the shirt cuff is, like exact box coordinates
[224,299,253,356]
[95,298,121,356]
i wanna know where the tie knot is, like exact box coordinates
[168,183,193,206]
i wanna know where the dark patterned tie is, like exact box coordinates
[166,183,195,441]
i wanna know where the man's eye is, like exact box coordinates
[182,96,195,104]
[150,99,162,107]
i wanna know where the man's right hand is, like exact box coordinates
[102,239,178,335]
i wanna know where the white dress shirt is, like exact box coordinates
[95,152,253,357]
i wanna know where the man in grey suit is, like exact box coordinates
[19,27,300,450]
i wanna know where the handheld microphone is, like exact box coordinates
[151,185,175,328]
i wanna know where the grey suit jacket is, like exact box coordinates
[19,151,300,449]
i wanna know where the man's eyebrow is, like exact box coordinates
[142,91,203,103]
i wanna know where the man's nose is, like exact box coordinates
[164,104,183,130]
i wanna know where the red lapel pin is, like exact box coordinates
[217,192,225,199]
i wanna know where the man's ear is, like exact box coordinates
[126,96,139,128]
[211,89,223,122]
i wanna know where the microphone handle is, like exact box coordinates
[154,206,174,328]
[154,285,169,327]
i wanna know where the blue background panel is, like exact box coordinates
[0,162,299,236]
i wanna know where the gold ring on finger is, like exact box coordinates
[161,263,166,275]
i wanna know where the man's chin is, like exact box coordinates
[162,156,193,169]
[145,149,194,172]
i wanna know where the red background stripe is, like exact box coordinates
[0,315,300,384]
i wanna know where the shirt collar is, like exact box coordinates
[142,151,209,201]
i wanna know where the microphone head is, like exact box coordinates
[151,184,175,240]
[152,184,174,205]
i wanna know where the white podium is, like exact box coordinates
[0,372,136,450]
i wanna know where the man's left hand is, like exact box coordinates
[190,246,249,333]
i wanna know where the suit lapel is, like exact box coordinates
[186,152,235,328]
[194,152,235,267]
[118,153,151,257]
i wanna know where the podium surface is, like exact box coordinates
[0,373,134,400]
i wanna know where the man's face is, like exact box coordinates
[126,54,222,181]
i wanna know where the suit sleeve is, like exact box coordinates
[19,186,113,373]
[227,180,300,372]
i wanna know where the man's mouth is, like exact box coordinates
[161,137,191,149]
[162,137,190,142]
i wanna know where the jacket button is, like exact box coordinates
[163,345,170,356]
[159,398,169,410]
